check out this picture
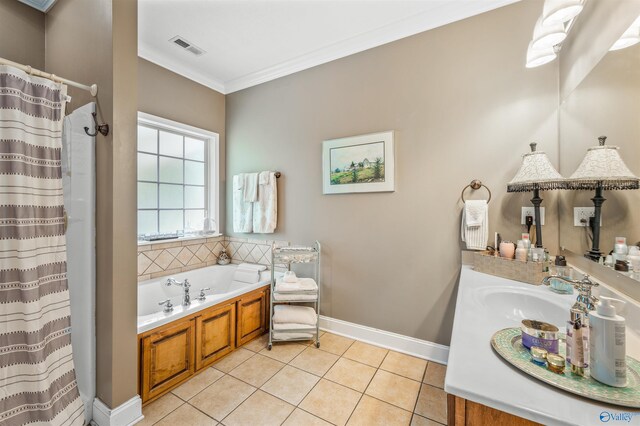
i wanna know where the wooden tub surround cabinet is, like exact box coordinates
[138,285,270,404]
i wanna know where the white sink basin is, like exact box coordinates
[475,286,570,327]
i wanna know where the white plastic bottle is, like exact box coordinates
[589,296,627,387]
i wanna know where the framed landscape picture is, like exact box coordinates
[322,131,395,194]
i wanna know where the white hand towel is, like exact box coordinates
[253,171,277,233]
[237,263,267,272]
[233,269,260,284]
[273,323,316,330]
[461,200,489,251]
[273,293,318,301]
[233,174,253,233]
[273,305,317,326]
[243,172,259,202]
[272,332,314,340]
[464,200,487,227]
[275,278,318,293]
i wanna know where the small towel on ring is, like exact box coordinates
[464,200,487,227]
[461,200,488,251]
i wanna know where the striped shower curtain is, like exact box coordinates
[0,66,85,425]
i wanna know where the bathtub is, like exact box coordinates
[138,264,271,334]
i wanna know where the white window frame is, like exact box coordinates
[137,112,220,243]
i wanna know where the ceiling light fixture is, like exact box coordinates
[526,41,557,68]
[610,18,640,51]
[532,16,567,50]
[542,0,584,26]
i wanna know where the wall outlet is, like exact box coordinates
[521,207,545,225]
[573,207,601,227]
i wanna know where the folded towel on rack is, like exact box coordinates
[233,174,253,233]
[273,305,317,326]
[273,293,318,301]
[253,171,277,233]
[461,200,488,251]
[273,323,316,330]
[237,263,267,272]
[273,332,314,341]
[233,269,260,284]
[243,173,259,202]
[464,200,487,227]
[275,278,318,293]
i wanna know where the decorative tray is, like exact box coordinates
[491,327,640,408]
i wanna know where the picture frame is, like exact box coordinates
[322,131,395,194]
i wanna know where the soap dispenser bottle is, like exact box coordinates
[565,276,598,377]
[589,296,627,387]
[566,304,589,376]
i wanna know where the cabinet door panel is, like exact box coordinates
[141,319,195,402]
[237,290,266,346]
[196,303,235,370]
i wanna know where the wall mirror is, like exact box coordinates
[558,19,640,276]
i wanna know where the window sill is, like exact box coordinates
[137,233,223,247]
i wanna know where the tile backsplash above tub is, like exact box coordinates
[137,236,288,281]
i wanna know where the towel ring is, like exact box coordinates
[461,179,491,203]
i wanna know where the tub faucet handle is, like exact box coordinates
[158,299,174,313]
[197,287,211,301]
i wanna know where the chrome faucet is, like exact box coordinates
[542,274,599,311]
[166,278,191,306]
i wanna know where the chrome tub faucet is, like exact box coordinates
[166,278,191,306]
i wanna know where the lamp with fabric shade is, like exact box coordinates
[566,136,640,261]
[507,142,566,248]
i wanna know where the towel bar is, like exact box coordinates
[461,179,492,203]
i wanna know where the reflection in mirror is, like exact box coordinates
[558,21,640,280]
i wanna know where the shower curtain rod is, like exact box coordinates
[0,57,98,97]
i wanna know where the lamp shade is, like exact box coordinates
[507,143,566,192]
[567,137,640,190]
[532,16,567,50]
[542,0,584,26]
[526,41,556,68]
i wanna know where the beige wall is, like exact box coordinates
[559,44,640,254]
[46,0,138,409]
[226,0,559,345]
[0,0,45,69]
[138,58,227,231]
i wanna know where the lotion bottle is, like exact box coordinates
[589,296,627,387]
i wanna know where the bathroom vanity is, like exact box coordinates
[446,265,640,426]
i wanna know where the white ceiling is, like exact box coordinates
[139,0,518,94]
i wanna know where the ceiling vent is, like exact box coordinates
[169,36,206,56]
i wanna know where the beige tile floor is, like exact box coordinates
[140,332,448,426]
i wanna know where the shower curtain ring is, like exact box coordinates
[84,112,109,137]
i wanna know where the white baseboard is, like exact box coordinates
[319,315,449,365]
[91,395,143,426]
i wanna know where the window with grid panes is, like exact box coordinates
[137,121,212,238]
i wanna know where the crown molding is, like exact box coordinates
[138,45,227,94]
[224,0,518,93]
[139,0,518,95]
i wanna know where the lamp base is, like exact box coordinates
[584,249,602,262]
